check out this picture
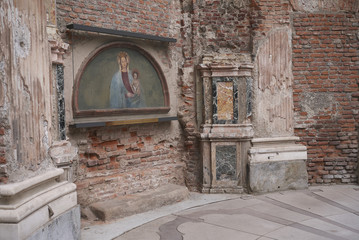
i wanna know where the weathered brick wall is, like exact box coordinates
[71,123,184,206]
[178,0,256,189]
[192,0,252,54]
[292,11,359,184]
[251,0,291,43]
[57,0,359,203]
[57,0,175,38]
[56,0,190,206]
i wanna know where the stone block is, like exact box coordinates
[28,206,80,240]
[0,169,79,240]
[249,159,308,193]
[248,137,308,193]
[90,184,189,221]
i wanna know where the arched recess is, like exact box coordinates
[73,42,170,118]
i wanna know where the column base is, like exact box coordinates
[248,137,308,193]
[0,169,79,240]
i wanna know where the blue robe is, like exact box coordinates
[109,71,145,108]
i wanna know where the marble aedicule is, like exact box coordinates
[198,57,254,193]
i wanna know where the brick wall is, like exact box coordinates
[56,0,189,206]
[292,12,359,184]
[56,0,359,202]
[57,0,175,38]
[177,0,256,190]
[251,0,291,42]
[71,123,185,206]
[193,0,253,54]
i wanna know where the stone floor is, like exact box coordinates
[81,185,359,240]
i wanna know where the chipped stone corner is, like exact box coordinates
[49,140,78,182]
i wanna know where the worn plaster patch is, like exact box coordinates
[12,12,31,61]
[42,117,50,151]
[295,0,320,11]
[0,61,4,101]
[1,0,31,64]
[300,92,334,118]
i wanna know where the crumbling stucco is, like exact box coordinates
[293,0,359,12]
[300,92,335,119]
[0,0,55,183]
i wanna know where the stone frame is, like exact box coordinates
[72,42,170,118]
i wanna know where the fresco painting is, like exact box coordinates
[77,46,165,112]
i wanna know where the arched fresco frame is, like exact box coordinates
[73,42,170,118]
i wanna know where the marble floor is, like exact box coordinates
[82,185,359,240]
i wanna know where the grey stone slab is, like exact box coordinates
[200,213,284,235]
[178,196,262,216]
[90,184,189,221]
[266,226,331,240]
[301,218,359,240]
[327,213,359,230]
[311,185,359,200]
[309,190,359,212]
[246,202,312,222]
[178,222,259,240]
[249,159,307,193]
[28,206,81,240]
[265,191,347,217]
[114,215,176,240]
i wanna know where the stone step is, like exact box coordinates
[89,184,189,221]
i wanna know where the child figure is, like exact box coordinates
[129,70,141,107]
[131,70,141,95]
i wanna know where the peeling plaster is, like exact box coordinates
[254,27,294,137]
[300,92,335,118]
[1,0,31,66]
[42,117,50,151]
[293,0,359,12]
[296,0,320,11]
[0,60,5,107]
[12,12,30,62]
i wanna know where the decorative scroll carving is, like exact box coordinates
[49,40,69,65]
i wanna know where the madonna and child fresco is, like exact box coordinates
[75,44,167,116]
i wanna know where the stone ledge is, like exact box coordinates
[0,168,63,197]
[249,137,307,163]
[89,184,189,221]
[200,124,254,140]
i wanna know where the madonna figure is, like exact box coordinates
[109,51,145,108]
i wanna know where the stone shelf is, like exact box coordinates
[69,114,178,128]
